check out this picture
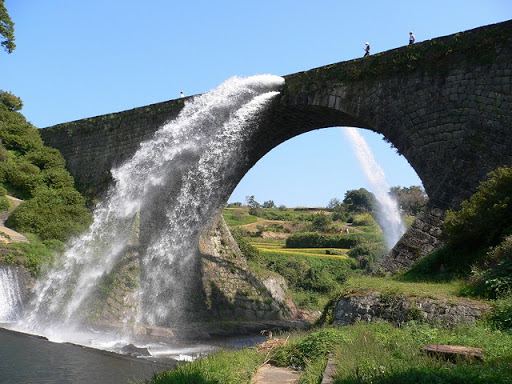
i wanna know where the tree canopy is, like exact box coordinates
[0,0,15,54]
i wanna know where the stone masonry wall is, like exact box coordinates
[39,98,186,199]
[39,20,512,273]
[332,291,490,327]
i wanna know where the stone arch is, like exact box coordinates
[40,20,512,272]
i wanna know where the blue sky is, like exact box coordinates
[1,1,510,207]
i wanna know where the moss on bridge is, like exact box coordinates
[283,20,512,95]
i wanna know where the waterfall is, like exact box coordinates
[342,127,405,249]
[19,75,284,335]
[0,266,24,322]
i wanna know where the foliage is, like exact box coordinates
[6,187,91,241]
[262,200,276,209]
[389,185,428,216]
[343,188,377,214]
[351,213,377,227]
[231,228,260,261]
[467,236,512,299]
[270,328,346,370]
[247,246,353,310]
[0,105,92,247]
[0,234,65,275]
[348,242,387,271]
[286,232,381,249]
[0,0,15,53]
[330,322,512,384]
[147,348,263,384]
[0,90,22,111]
[0,105,41,156]
[222,208,258,227]
[444,166,512,250]
[488,295,512,331]
[310,212,332,232]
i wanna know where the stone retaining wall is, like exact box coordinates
[332,291,490,326]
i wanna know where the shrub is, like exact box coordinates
[270,328,346,370]
[286,232,381,249]
[348,241,387,270]
[231,228,260,261]
[488,296,512,330]
[0,107,43,156]
[23,147,66,170]
[444,166,512,249]
[352,213,377,227]
[6,187,92,241]
[6,161,42,197]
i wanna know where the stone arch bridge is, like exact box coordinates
[40,20,512,272]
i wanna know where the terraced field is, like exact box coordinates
[249,238,349,259]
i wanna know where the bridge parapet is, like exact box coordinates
[40,20,512,271]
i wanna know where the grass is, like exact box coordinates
[147,322,512,384]
[329,322,512,384]
[342,274,467,301]
[0,234,64,275]
[146,348,264,384]
[250,239,349,260]
[222,208,259,227]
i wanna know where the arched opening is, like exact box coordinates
[228,127,423,208]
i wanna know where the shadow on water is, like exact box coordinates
[0,327,177,384]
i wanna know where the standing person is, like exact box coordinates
[180,92,185,98]
[363,42,370,57]
[409,31,415,45]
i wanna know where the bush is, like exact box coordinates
[0,107,42,156]
[6,161,42,197]
[348,241,387,270]
[23,147,66,170]
[488,296,512,330]
[231,229,260,261]
[286,232,381,249]
[469,236,512,299]
[6,187,92,241]
[270,328,346,370]
[352,213,377,227]
[444,166,512,249]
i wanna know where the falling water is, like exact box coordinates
[342,127,405,249]
[0,267,24,322]
[18,75,284,337]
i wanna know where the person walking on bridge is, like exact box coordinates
[363,42,370,57]
[409,31,415,44]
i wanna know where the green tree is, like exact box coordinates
[343,188,377,213]
[0,0,15,54]
[390,185,428,215]
[0,90,23,111]
[311,213,332,232]
[262,200,276,209]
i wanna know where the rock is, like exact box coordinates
[120,343,151,357]
[331,291,490,327]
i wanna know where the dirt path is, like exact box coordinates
[251,364,300,384]
[0,196,29,243]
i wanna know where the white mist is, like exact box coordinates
[17,75,285,341]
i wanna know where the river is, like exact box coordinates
[0,327,267,384]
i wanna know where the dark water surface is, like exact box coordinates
[0,328,176,384]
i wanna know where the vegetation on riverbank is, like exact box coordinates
[147,166,512,383]
[0,98,92,275]
[145,321,512,384]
